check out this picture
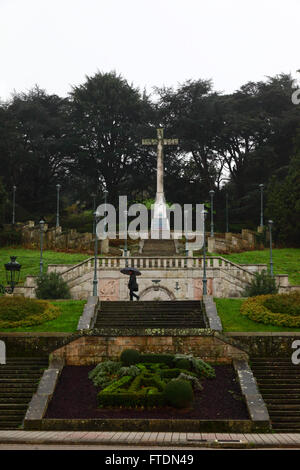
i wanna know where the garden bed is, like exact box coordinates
[45,364,249,421]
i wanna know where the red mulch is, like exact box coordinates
[45,365,249,420]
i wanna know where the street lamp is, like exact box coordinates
[124,209,128,267]
[184,209,189,264]
[0,256,22,294]
[259,184,264,227]
[202,210,208,296]
[225,192,229,233]
[12,185,16,225]
[268,220,274,276]
[93,211,100,296]
[209,190,215,237]
[56,184,61,228]
[39,219,45,275]
[91,193,96,235]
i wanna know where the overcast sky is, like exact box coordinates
[1,0,299,101]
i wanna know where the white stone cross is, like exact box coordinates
[142,128,179,238]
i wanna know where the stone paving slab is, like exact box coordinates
[1,431,300,448]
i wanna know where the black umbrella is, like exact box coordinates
[120,267,142,276]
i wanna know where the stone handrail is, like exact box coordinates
[51,255,257,284]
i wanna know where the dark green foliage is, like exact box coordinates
[139,353,175,367]
[93,352,214,409]
[266,152,300,247]
[120,349,141,366]
[0,297,60,328]
[0,230,22,246]
[35,272,71,299]
[164,380,194,408]
[243,270,278,297]
[193,358,216,379]
[160,368,197,379]
[263,292,300,316]
[174,358,191,370]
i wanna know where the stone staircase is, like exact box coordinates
[94,300,206,329]
[141,239,176,256]
[0,357,48,430]
[251,357,300,432]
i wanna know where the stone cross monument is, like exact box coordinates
[142,128,178,239]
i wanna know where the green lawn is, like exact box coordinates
[216,248,300,286]
[0,247,90,285]
[0,300,86,332]
[215,298,300,332]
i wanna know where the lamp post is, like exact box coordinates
[91,193,96,235]
[93,211,100,296]
[225,192,229,233]
[268,220,274,276]
[202,210,208,296]
[0,256,22,294]
[259,184,264,227]
[209,190,215,237]
[184,209,188,265]
[56,184,61,228]
[12,185,16,225]
[39,219,45,275]
[124,209,128,267]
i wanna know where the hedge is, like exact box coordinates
[0,297,60,329]
[241,293,300,328]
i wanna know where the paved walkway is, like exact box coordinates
[0,431,300,448]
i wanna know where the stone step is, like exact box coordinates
[265,397,300,403]
[271,416,300,423]
[0,422,22,429]
[0,408,26,421]
[268,400,300,413]
[0,397,32,403]
[257,379,300,384]
[0,403,27,412]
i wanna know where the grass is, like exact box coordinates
[214,248,300,286]
[0,247,90,284]
[215,298,300,332]
[0,300,86,332]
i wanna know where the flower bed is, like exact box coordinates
[88,351,215,410]
[241,292,300,328]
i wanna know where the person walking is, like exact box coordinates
[128,270,139,301]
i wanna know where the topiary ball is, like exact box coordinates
[175,358,191,371]
[164,379,194,408]
[120,349,141,366]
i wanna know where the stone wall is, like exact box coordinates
[51,333,248,365]
[13,220,109,254]
[208,229,264,254]
[227,332,300,358]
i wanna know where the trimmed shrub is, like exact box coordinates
[193,358,216,379]
[35,272,71,299]
[263,291,300,316]
[243,270,278,297]
[0,297,60,328]
[139,353,175,367]
[118,365,141,378]
[88,360,122,387]
[164,380,194,409]
[241,293,300,327]
[174,358,191,371]
[120,349,141,366]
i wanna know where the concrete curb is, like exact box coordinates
[77,296,99,330]
[233,359,271,431]
[24,357,64,426]
[202,296,223,331]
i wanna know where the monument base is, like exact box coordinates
[150,196,170,239]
